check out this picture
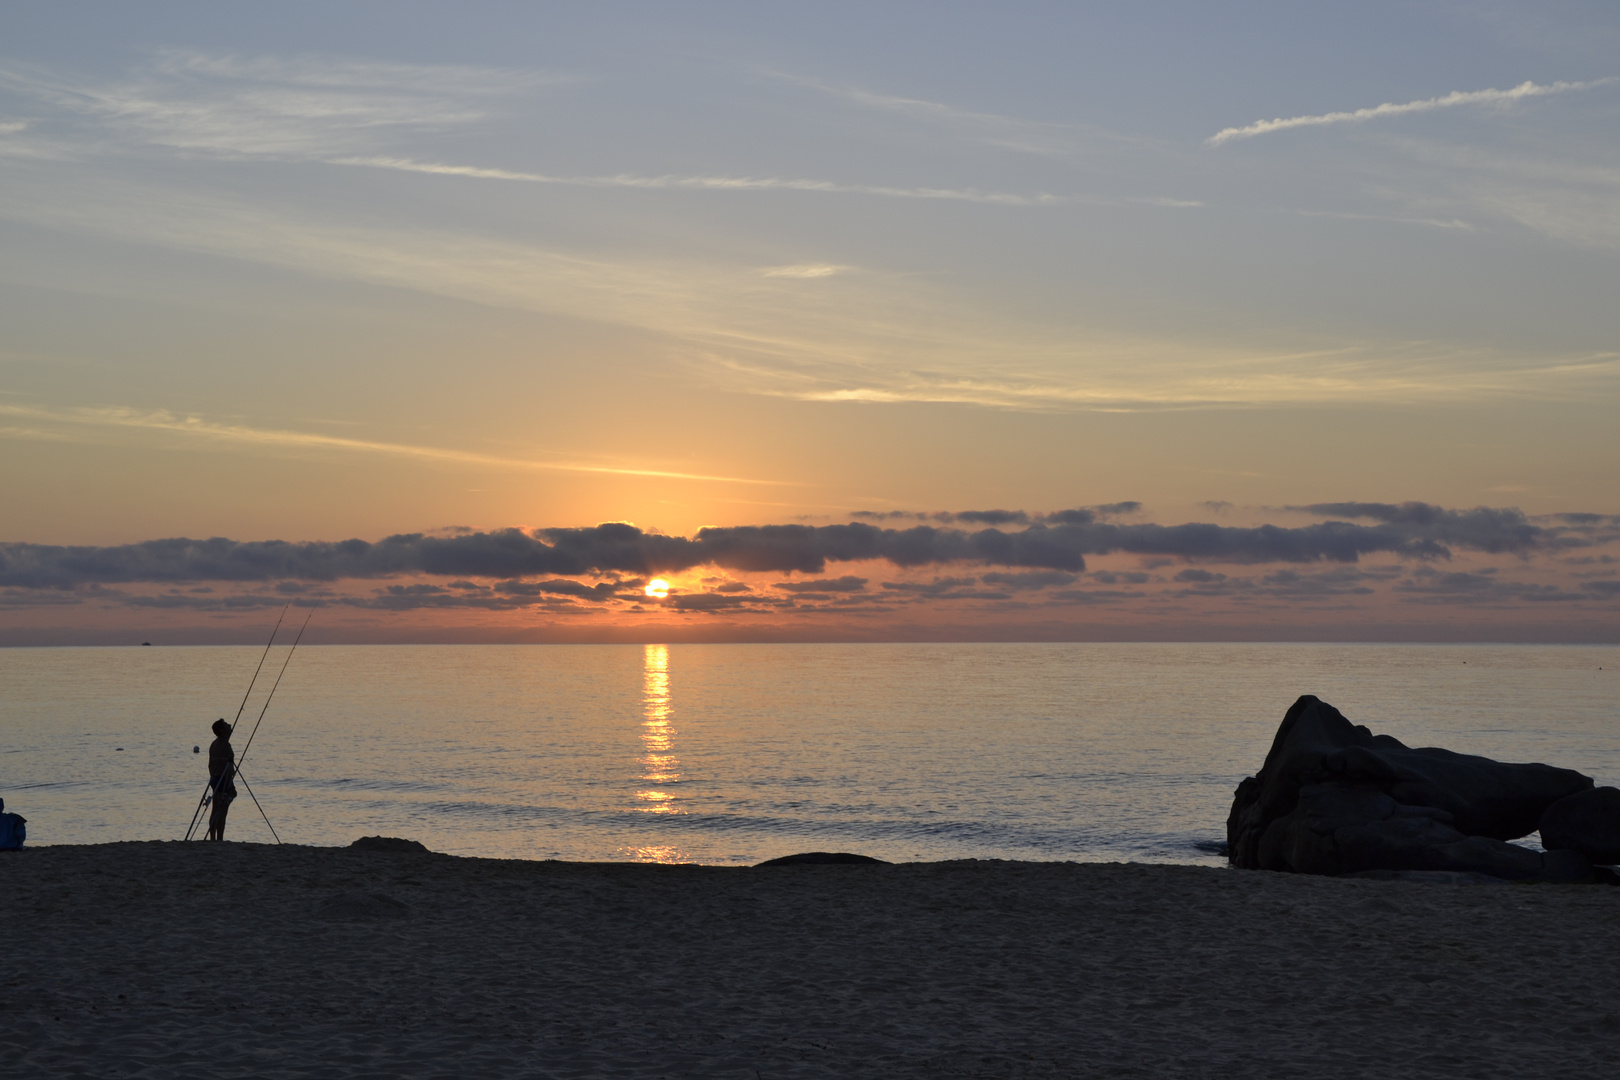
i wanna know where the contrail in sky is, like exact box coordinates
[1207,78,1615,145]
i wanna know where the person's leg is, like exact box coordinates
[207,795,225,840]
[214,794,232,840]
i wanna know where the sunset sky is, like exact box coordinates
[3,1,1617,644]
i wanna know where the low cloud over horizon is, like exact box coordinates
[3,502,1617,644]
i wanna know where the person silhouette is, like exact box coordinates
[205,719,237,841]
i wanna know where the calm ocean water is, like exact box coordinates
[2,643,1616,864]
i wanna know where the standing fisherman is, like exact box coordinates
[205,719,237,841]
[182,603,314,843]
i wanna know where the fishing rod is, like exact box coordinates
[231,604,290,735]
[183,604,289,841]
[229,603,317,795]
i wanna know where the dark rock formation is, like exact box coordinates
[1540,786,1620,864]
[1227,695,1594,881]
[350,835,430,854]
[756,852,887,867]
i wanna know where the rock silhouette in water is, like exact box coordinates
[1540,787,1620,864]
[1227,695,1597,881]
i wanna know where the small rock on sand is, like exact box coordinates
[349,835,429,853]
[755,851,888,866]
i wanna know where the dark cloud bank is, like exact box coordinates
[4,502,1616,590]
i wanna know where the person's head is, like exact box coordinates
[212,719,231,738]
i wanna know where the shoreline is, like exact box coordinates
[6,841,1619,1078]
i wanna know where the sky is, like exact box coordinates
[2,1,1617,644]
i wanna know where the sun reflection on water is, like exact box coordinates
[623,844,685,864]
[636,643,684,818]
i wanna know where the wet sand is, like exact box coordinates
[3,841,1619,1078]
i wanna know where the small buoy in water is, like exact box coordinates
[115,747,124,751]
[193,745,200,753]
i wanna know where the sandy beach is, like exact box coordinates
[4,842,1619,1079]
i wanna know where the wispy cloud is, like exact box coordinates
[0,50,551,157]
[329,155,1066,206]
[1,53,1207,212]
[760,264,849,278]
[751,71,1210,213]
[1376,137,1620,246]
[0,116,67,160]
[4,168,1615,412]
[0,403,782,485]
[762,70,1139,160]
[737,347,1620,411]
[1296,209,1476,230]
[0,54,1089,206]
[1208,78,1615,146]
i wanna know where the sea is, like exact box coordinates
[2,643,1616,865]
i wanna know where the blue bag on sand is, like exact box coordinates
[0,798,25,850]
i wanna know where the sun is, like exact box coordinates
[644,578,670,598]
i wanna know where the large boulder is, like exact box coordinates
[1540,787,1620,864]
[1227,695,1594,881]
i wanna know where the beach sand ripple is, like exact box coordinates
[3,842,1619,1077]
